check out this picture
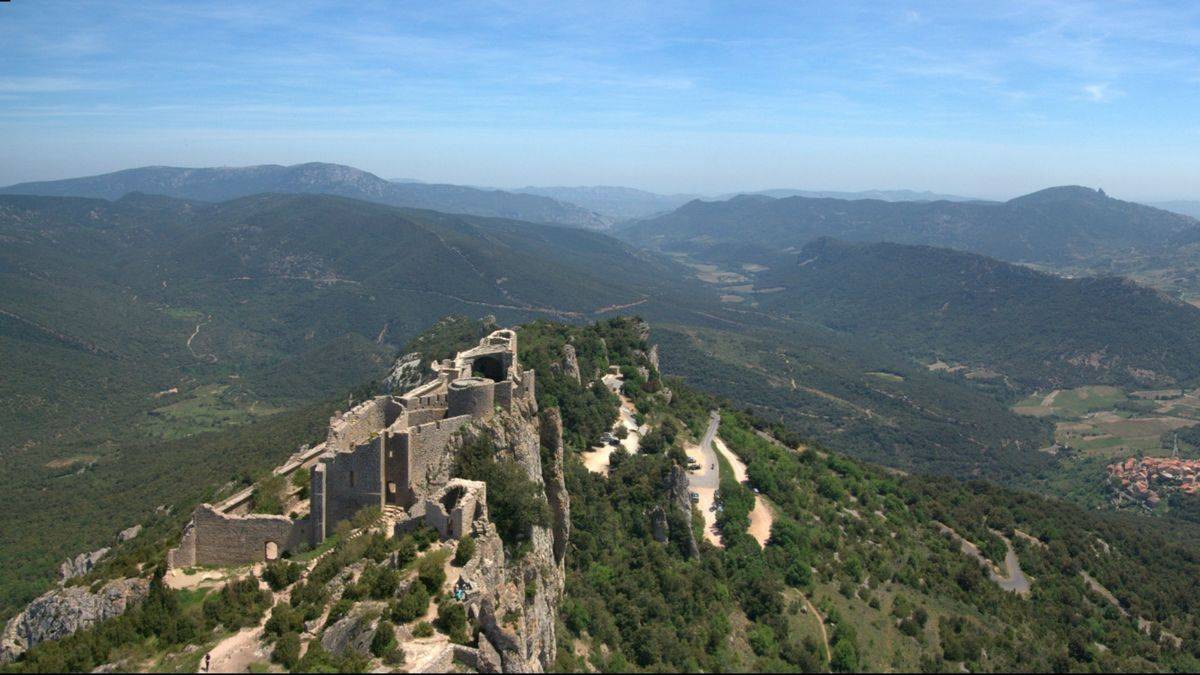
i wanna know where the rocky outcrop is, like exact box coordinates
[649,505,670,544]
[0,578,149,663]
[384,351,424,393]
[667,465,700,558]
[58,547,109,583]
[559,345,581,385]
[320,602,382,657]
[647,344,661,372]
[117,525,142,543]
[446,401,567,672]
[633,319,651,343]
[539,409,570,566]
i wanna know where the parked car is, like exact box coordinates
[689,492,700,503]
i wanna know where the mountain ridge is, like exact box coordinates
[620,185,1200,265]
[0,163,612,230]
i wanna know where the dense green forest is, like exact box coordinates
[6,317,1200,673]
[652,323,1055,480]
[750,238,1200,389]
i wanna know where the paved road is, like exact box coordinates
[685,412,722,546]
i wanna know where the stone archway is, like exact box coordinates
[264,541,279,561]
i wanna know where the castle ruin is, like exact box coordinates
[168,329,535,568]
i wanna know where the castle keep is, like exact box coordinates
[168,329,535,568]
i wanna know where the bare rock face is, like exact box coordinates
[539,409,570,566]
[320,602,381,657]
[648,344,661,372]
[447,403,568,672]
[560,345,581,385]
[58,548,109,583]
[649,505,670,544]
[667,465,700,558]
[117,525,142,543]
[384,351,425,393]
[0,578,148,663]
[633,318,651,343]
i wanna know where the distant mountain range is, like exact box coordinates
[720,188,979,202]
[1151,200,1200,220]
[510,185,978,221]
[512,185,699,221]
[620,185,1200,265]
[0,163,611,229]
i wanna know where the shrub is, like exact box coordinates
[392,583,430,623]
[394,537,417,568]
[272,631,301,670]
[435,600,468,643]
[417,555,446,594]
[261,560,302,591]
[371,619,397,657]
[251,475,287,515]
[413,621,434,638]
[264,603,305,639]
[453,536,476,567]
[454,436,550,554]
[326,598,354,626]
[202,577,271,630]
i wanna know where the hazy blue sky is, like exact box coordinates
[3,1,1200,199]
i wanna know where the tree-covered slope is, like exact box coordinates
[0,193,698,618]
[620,186,1199,265]
[8,318,1200,673]
[750,238,1200,389]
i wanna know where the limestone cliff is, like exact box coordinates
[0,578,149,663]
[445,398,569,673]
[667,465,700,558]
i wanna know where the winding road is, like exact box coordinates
[685,412,774,547]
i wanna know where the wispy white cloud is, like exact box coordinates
[1081,82,1120,102]
[0,77,114,93]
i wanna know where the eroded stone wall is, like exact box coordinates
[173,505,309,567]
[385,415,473,507]
[322,439,384,531]
[327,397,402,453]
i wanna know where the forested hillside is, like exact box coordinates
[620,186,1198,265]
[0,193,695,618]
[750,238,1200,389]
[7,317,1200,673]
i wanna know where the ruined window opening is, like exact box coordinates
[349,471,355,488]
[388,481,397,494]
[265,541,279,561]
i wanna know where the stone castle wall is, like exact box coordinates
[385,415,474,508]
[327,398,402,453]
[321,438,384,532]
[169,505,308,567]
[170,328,529,569]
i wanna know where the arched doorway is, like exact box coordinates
[472,355,505,381]
[264,541,279,561]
